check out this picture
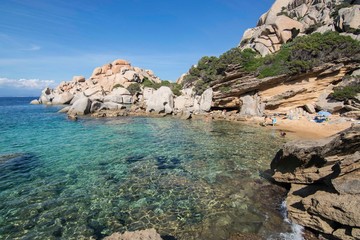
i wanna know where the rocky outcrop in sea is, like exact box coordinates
[270,124,360,239]
[31,58,214,119]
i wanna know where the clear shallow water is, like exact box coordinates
[0,97,294,239]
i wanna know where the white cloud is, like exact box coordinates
[24,44,41,51]
[0,77,55,89]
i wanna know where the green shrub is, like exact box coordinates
[182,48,261,94]
[258,32,360,78]
[183,32,360,92]
[170,83,182,96]
[112,84,124,90]
[142,78,161,89]
[331,85,360,101]
[219,86,231,93]
[347,28,360,35]
[127,83,141,95]
[142,78,182,96]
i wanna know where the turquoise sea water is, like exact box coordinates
[0,97,294,239]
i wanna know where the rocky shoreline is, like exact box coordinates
[271,124,360,239]
[28,0,360,238]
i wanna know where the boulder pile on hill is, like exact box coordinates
[31,58,215,119]
[239,0,360,56]
[33,59,161,106]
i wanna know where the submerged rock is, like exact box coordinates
[104,228,163,240]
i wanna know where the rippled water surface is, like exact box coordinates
[0,97,292,239]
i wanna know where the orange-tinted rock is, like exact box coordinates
[112,59,130,66]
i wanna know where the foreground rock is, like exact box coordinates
[146,86,174,114]
[104,228,163,240]
[271,124,360,239]
[67,97,91,116]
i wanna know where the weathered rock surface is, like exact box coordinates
[212,60,359,114]
[315,93,344,113]
[146,86,174,114]
[103,87,132,104]
[52,92,74,105]
[68,97,91,116]
[271,124,360,239]
[30,99,40,105]
[103,102,126,111]
[304,103,316,114]
[39,87,54,104]
[337,5,360,32]
[104,228,163,240]
[239,93,264,116]
[174,95,194,111]
[199,88,213,112]
[58,106,71,113]
[73,75,85,83]
[342,110,360,119]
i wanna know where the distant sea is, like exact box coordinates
[0,97,301,239]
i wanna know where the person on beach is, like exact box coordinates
[263,115,268,126]
[272,116,277,126]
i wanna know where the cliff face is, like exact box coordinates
[211,59,359,115]
[239,0,360,56]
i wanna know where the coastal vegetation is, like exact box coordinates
[183,32,360,94]
[127,83,141,95]
[331,84,360,101]
[142,78,182,96]
[112,79,182,96]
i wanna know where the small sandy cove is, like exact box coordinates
[251,115,355,140]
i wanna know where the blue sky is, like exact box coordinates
[0,0,274,96]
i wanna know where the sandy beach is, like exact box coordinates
[253,115,355,140]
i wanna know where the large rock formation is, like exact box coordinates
[34,59,178,117]
[270,124,360,239]
[211,60,359,115]
[145,86,174,114]
[103,87,132,104]
[172,87,213,114]
[67,97,91,116]
[239,0,360,56]
[35,59,160,106]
